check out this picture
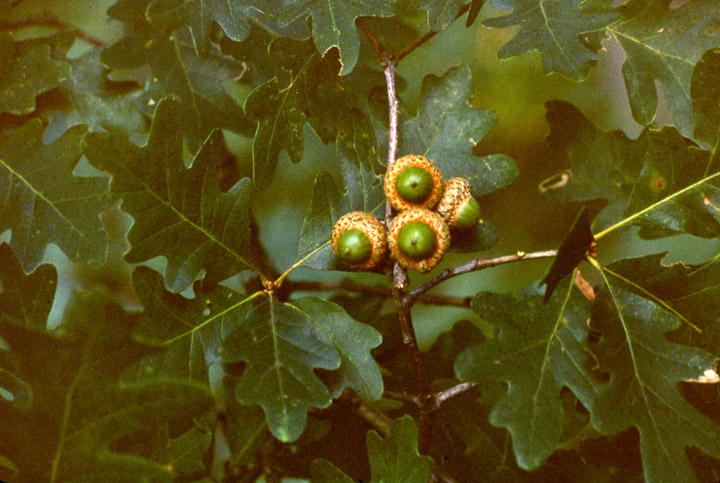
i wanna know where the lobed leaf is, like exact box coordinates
[542,100,720,239]
[129,266,254,383]
[483,0,619,81]
[366,415,435,482]
[146,0,266,53]
[399,65,518,198]
[244,36,345,188]
[455,276,599,470]
[590,261,720,482]
[102,8,252,150]
[609,0,720,138]
[220,295,382,442]
[277,0,394,75]
[691,48,720,150]
[83,97,261,293]
[0,120,109,273]
[0,33,71,116]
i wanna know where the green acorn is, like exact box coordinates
[388,208,450,273]
[384,155,444,211]
[331,212,387,270]
[435,177,481,230]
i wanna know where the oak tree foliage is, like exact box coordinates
[1,1,720,481]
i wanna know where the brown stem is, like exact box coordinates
[283,279,471,307]
[0,12,104,46]
[409,249,558,302]
[383,390,419,404]
[343,390,393,437]
[396,4,472,62]
[434,382,477,406]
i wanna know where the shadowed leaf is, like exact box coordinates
[83,97,261,293]
[366,415,434,482]
[0,120,109,273]
[455,276,599,469]
[221,295,382,442]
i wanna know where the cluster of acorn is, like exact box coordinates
[331,155,481,274]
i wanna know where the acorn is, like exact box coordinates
[331,212,387,270]
[384,155,444,211]
[436,177,481,230]
[388,208,450,273]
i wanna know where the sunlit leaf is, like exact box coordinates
[590,260,720,482]
[483,0,618,81]
[455,276,599,469]
[83,97,261,293]
[0,120,109,273]
[221,295,382,442]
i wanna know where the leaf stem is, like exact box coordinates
[162,291,265,346]
[409,249,559,301]
[283,279,472,306]
[594,171,720,240]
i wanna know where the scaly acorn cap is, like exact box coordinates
[331,212,387,270]
[436,177,481,230]
[384,155,444,211]
[389,208,450,273]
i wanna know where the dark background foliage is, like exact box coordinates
[2,0,720,481]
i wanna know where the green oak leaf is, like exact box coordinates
[66,50,147,133]
[599,253,720,353]
[692,48,720,151]
[102,7,252,150]
[0,243,56,330]
[297,170,353,271]
[590,261,720,482]
[129,266,254,383]
[337,108,384,214]
[455,276,600,470]
[310,458,355,483]
[0,286,213,482]
[220,295,383,442]
[277,0,393,75]
[608,0,720,138]
[83,97,261,293]
[483,0,619,81]
[0,33,71,115]
[244,36,345,188]
[0,120,109,273]
[542,100,720,239]
[399,64,518,198]
[146,0,267,54]
[366,415,435,482]
[403,0,469,31]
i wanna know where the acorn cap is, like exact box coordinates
[436,177,481,230]
[389,208,450,273]
[384,155,444,211]
[331,212,387,270]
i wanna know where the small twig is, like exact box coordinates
[410,249,558,301]
[356,17,385,59]
[383,390,419,404]
[283,279,471,307]
[343,390,392,437]
[0,12,104,46]
[396,4,472,62]
[434,382,477,407]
